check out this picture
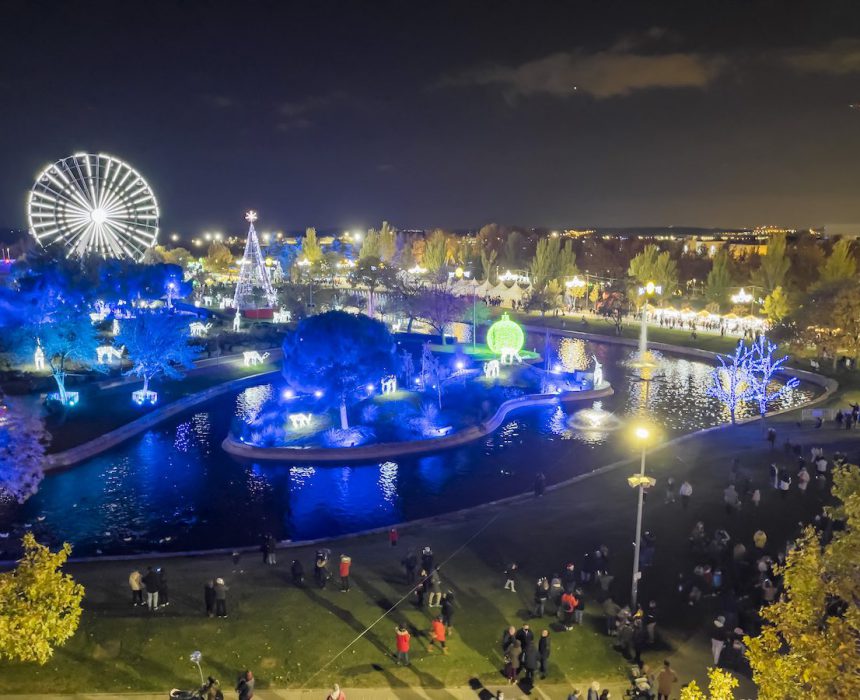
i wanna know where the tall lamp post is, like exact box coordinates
[628,426,656,610]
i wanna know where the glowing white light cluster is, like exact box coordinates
[381,376,397,394]
[48,391,79,406]
[34,345,45,370]
[288,413,312,429]
[242,350,270,366]
[28,153,159,260]
[132,389,158,405]
[96,344,124,364]
[272,309,291,324]
[189,322,212,337]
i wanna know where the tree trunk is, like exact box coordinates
[340,401,349,430]
[54,371,67,404]
[143,375,150,393]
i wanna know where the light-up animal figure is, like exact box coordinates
[243,350,270,366]
[96,345,125,364]
[189,322,213,337]
[381,375,397,394]
[500,348,522,365]
[484,360,500,378]
[289,413,312,429]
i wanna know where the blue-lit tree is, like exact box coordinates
[747,335,800,419]
[0,392,49,503]
[116,312,200,400]
[282,311,396,429]
[17,302,102,405]
[706,340,755,424]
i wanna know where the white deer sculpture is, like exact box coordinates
[289,413,312,429]
[381,375,397,394]
[500,348,522,365]
[96,345,125,364]
[189,322,213,337]
[243,350,270,366]
[484,360,500,378]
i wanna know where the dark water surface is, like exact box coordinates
[0,340,818,556]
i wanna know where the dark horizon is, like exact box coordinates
[5,1,860,234]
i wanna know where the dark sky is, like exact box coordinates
[5,0,860,235]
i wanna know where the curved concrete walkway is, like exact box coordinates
[222,385,614,463]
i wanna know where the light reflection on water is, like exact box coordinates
[0,340,819,556]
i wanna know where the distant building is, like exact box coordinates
[822,223,860,239]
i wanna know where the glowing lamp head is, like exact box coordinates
[634,427,650,441]
[90,207,107,224]
[313,390,323,398]
[486,313,525,357]
[455,361,464,370]
[282,388,295,400]
[366,383,374,392]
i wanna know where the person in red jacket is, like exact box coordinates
[339,554,351,592]
[394,624,411,665]
[428,616,448,654]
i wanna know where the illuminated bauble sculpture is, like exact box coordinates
[28,153,159,260]
[486,313,525,357]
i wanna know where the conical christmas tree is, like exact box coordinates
[233,210,276,310]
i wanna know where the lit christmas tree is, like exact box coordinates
[233,210,276,310]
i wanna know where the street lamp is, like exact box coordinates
[628,425,656,610]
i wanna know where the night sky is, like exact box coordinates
[4,0,860,234]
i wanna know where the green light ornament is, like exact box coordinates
[486,313,525,356]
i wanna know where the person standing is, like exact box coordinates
[441,591,455,634]
[533,577,549,617]
[709,616,726,665]
[538,629,551,679]
[767,427,776,449]
[502,625,517,655]
[264,534,277,565]
[236,671,254,700]
[204,580,215,617]
[388,528,399,547]
[534,471,546,497]
[142,566,159,611]
[664,476,676,504]
[326,683,345,700]
[214,577,228,618]
[394,624,411,665]
[157,567,169,607]
[522,642,539,684]
[129,569,143,606]
[402,549,417,585]
[428,616,447,654]
[516,623,535,649]
[291,559,304,586]
[574,588,585,625]
[315,552,329,589]
[645,600,658,644]
[428,568,443,607]
[504,562,518,592]
[679,480,692,509]
[339,554,352,592]
[587,682,601,700]
[656,660,678,700]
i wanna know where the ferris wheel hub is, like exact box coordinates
[90,207,107,224]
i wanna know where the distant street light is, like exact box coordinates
[629,425,657,610]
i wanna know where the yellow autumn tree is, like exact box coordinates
[680,668,739,700]
[745,464,860,699]
[0,533,84,664]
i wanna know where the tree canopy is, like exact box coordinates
[0,393,49,503]
[0,533,84,664]
[282,311,396,429]
[628,244,678,300]
[754,233,791,294]
[817,238,856,287]
[746,464,860,699]
[704,249,733,307]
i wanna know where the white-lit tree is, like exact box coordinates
[706,340,754,424]
[116,313,200,398]
[0,393,49,503]
[747,335,800,419]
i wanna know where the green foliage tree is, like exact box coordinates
[358,228,380,260]
[680,668,739,700]
[628,244,678,300]
[817,238,856,287]
[503,230,525,268]
[350,257,399,317]
[754,233,791,294]
[377,221,397,263]
[746,464,860,699]
[704,249,734,307]
[530,237,577,290]
[0,533,84,664]
[0,392,49,503]
[301,227,323,265]
[423,229,449,274]
[761,286,790,324]
[206,241,234,272]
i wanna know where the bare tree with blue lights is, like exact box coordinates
[747,335,800,419]
[706,340,755,424]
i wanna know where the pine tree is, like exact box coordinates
[754,233,791,294]
[302,227,323,265]
[704,249,733,306]
[817,238,856,286]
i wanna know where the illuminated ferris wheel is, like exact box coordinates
[28,153,159,260]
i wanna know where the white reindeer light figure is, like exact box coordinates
[381,375,397,394]
[243,350,270,366]
[289,413,312,429]
[189,322,213,337]
[484,360,500,378]
[96,345,125,364]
